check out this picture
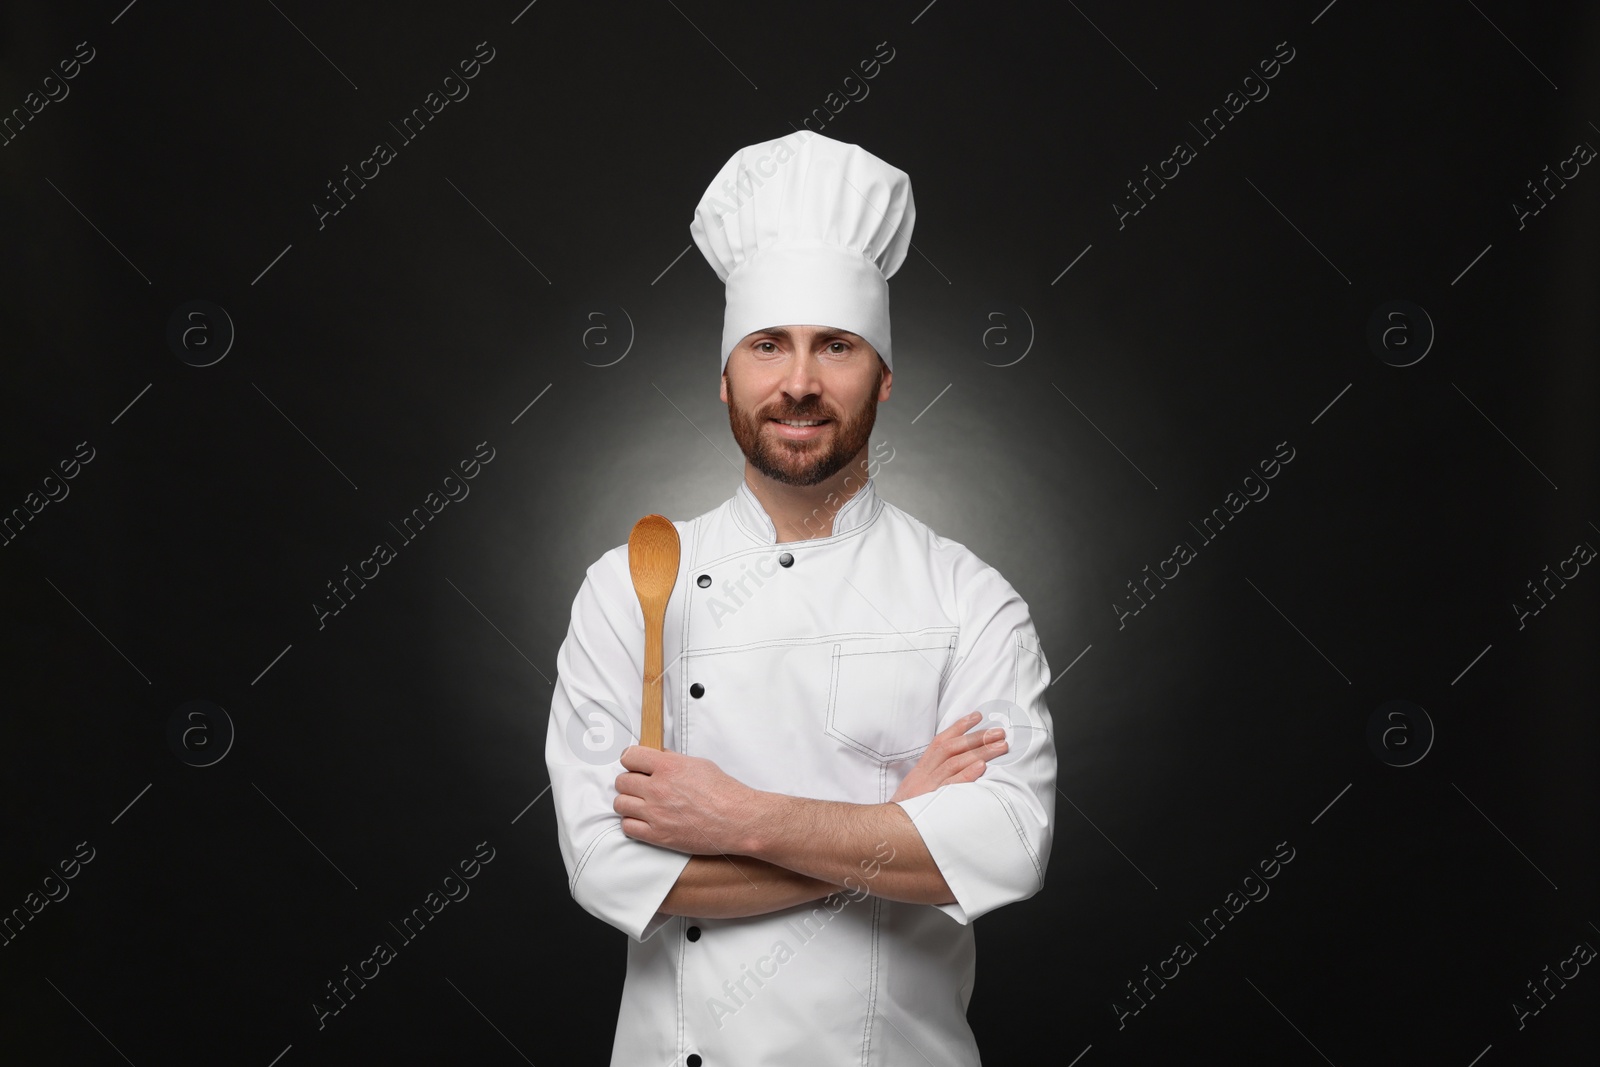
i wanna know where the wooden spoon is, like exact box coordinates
[628,514,680,750]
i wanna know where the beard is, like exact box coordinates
[725,363,884,487]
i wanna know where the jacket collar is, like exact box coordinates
[731,475,882,545]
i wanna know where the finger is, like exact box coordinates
[613,794,647,818]
[940,740,1006,779]
[932,712,983,744]
[941,724,1005,759]
[614,771,649,796]
[951,757,988,783]
[967,726,1009,750]
[914,713,978,759]
[618,745,655,772]
[923,714,979,760]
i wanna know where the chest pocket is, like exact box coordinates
[824,628,959,763]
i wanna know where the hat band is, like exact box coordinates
[721,241,892,374]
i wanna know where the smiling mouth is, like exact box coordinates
[767,417,832,441]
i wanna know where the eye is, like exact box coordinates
[826,341,850,354]
[754,341,778,353]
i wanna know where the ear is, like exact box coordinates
[878,359,892,401]
[720,370,729,404]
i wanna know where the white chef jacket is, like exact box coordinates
[544,475,1057,1066]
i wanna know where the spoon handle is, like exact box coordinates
[641,604,664,750]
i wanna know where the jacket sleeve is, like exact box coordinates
[893,561,1057,924]
[544,549,692,942]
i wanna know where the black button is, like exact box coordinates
[778,552,794,567]
[687,926,701,941]
[687,1057,702,1067]
[690,683,705,698]
[696,574,711,588]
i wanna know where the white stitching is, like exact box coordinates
[859,896,882,1064]
[571,822,623,894]
[993,786,1043,889]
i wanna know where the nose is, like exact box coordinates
[778,352,825,410]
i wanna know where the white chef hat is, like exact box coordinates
[689,131,915,374]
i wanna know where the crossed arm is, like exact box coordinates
[613,711,1009,918]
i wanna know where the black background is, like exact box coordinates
[2,1,1596,1064]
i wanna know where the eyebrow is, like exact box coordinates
[749,326,861,341]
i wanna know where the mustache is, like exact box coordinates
[764,406,834,420]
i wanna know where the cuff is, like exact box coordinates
[571,825,694,942]
[895,783,1044,925]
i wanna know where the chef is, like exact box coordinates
[544,131,1057,1066]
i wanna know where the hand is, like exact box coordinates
[614,746,758,855]
[889,711,1008,803]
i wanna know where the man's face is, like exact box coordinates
[721,325,891,488]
